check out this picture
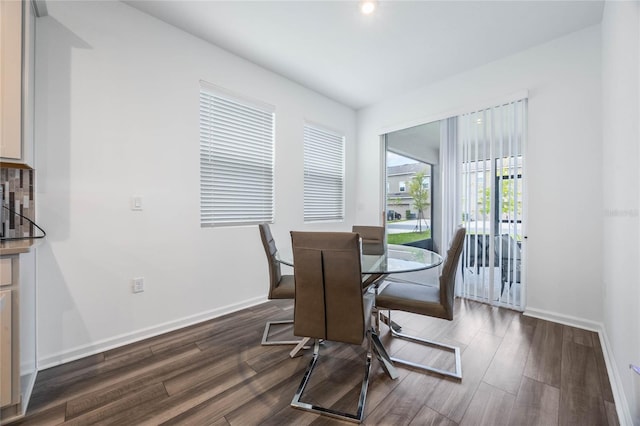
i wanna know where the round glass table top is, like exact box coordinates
[276,244,443,275]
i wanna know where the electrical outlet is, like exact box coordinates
[132,277,144,293]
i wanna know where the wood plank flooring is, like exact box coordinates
[13,299,618,425]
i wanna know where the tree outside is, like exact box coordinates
[478,174,522,220]
[408,170,430,232]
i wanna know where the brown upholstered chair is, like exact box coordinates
[290,231,375,423]
[351,225,385,255]
[375,226,466,379]
[258,223,301,346]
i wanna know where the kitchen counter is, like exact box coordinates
[0,239,40,255]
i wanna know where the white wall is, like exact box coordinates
[602,1,640,423]
[356,26,603,324]
[35,1,356,366]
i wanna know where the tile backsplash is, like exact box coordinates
[1,167,35,238]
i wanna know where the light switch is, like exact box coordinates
[131,196,143,211]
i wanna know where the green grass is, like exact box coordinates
[387,230,431,245]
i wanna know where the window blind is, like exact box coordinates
[303,125,345,222]
[459,98,526,310]
[200,87,275,226]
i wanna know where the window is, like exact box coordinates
[303,124,345,222]
[422,177,430,190]
[199,83,275,226]
[399,181,406,192]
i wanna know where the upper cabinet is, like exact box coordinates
[1,0,34,168]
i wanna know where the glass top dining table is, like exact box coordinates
[276,243,443,276]
[276,242,444,378]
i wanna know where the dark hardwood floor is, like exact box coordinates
[13,298,618,425]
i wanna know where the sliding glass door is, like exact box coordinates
[384,121,440,252]
[459,99,527,310]
[385,157,433,247]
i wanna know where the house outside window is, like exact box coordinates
[386,163,432,220]
[422,177,430,190]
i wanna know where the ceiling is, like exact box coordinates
[125,0,604,110]
[387,120,441,164]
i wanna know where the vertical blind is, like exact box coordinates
[459,99,526,310]
[200,86,275,226]
[303,124,345,222]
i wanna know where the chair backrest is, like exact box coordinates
[351,225,385,255]
[258,223,282,299]
[439,227,466,320]
[291,231,365,345]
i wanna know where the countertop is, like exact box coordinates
[0,239,41,255]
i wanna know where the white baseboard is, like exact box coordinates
[598,329,634,426]
[38,295,267,370]
[523,307,602,332]
[524,307,633,426]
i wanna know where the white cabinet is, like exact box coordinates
[0,0,35,167]
[0,0,22,161]
[0,251,37,424]
[0,258,11,286]
[0,289,13,408]
[0,256,18,414]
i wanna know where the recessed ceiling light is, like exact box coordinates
[360,0,377,15]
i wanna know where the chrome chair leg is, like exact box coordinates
[384,310,462,380]
[291,337,372,423]
[379,312,402,332]
[370,330,399,380]
[261,320,304,346]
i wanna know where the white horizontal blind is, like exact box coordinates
[303,125,345,222]
[200,87,274,226]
